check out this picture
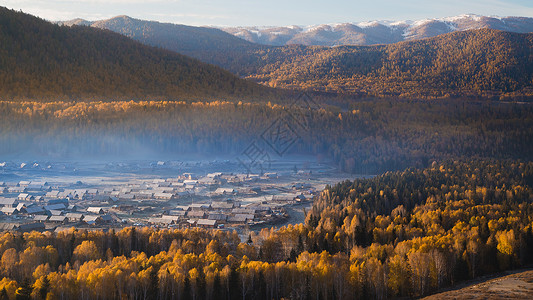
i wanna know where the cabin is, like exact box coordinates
[17,193,34,201]
[82,214,112,225]
[211,201,234,210]
[44,204,66,211]
[118,193,135,200]
[99,215,113,223]
[208,213,227,222]
[45,191,60,198]
[8,187,26,193]
[154,192,173,200]
[207,172,223,179]
[1,207,18,215]
[148,217,173,225]
[187,211,207,219]
[214,188,236,195]
[18,181,31,187]
[47,210,63,216]
[272,193,304,203]
[168,210,187,217]
[87,207,104,214]
[83,215,100,225]
[17,222,45,232]
[227,214,254,224]
[65,213,84,222]
[48,216,68,223]
[33,215,49,222]
[190,203,211,211]
[25,206,46,215]
[161,215,180,223]
[198,178,217,185]
[86,189,98,195]
[232,208,257,215]
[0,223,18,231]
[47,199,68,205]
[197,219,217,228]
[0,198,18,208]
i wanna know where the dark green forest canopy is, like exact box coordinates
[0,7,277,101]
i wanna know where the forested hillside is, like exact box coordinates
[0,7,272,101]
[204,29,533,98]
[88,15,264,57]
[86,17,533,99]
[1,100,532,173]
[0,161,531,299]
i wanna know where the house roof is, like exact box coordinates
[45,191,60,197]
[18,223,45,232]
[48,216,67,222]
[228,214,254,222]
[1,207,17,213]
[149,218,173,224]
[168,210,187,216]
[197,219,217,226]
[208,214,227,221]
[83,215,100,222]
[44,204,66,211]
[87,207,104,213]
[26,206,45,214]
[232,208,256,214]
[187,211,206,218]
[0,223,17,230]
[0,198,17,205]
[34,215,49,221]
[65,213,84,219]
[100,215,113,221]
[211,202,234,209]
[154,192,173,199]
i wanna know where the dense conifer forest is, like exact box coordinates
[1,100,532,173]
[198,29,533,99]
[0,7,273,101]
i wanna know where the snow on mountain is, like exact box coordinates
[220,14,533,46]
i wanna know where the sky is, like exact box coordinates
[1,0,533,26]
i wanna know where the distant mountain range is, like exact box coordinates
[221,14,533,46]
[62,14,533,48]
[0,7,271,101]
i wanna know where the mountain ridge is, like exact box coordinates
[0,7,273,101]
[221,14,533,46]
[232,29,533,98]
[62,14,533,47]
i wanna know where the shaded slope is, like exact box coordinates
[0,7,273,101]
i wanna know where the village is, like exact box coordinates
[0,158,344,234]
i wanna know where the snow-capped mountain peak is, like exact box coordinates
[220,14,533,46]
